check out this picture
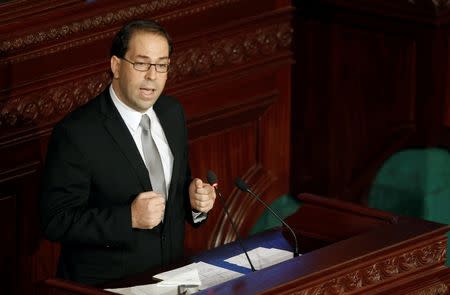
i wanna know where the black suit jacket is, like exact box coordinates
[40,88,193,285]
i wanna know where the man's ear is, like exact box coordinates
[110,56,120,79]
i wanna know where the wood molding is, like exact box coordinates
[0,0,239,54]
[409,282,449,295]
[281,232,448,294]
[0,161,40,183]
[188,90,277,139]
[0,20,292,144]
[168,22,293,83]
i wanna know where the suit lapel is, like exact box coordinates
[99,89,151,191]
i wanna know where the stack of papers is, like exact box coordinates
[105,247,296,295]
[154,261,243,290]
[105,284,178,295]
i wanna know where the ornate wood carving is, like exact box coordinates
[0,0,241,55]
[0,71,110,130]
[409,283,449,295]
[291,240,447,295]
[0,21,292,142]
[170,23,292,82]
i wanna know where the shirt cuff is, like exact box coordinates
[192,210,207,223]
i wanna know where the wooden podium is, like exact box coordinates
[38,194,450,295]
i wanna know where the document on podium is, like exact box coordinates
[154,261,244,290]
[105,262,243,294]
[224,247,294,270]
[105,247,294,294]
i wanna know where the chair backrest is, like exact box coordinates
[250,194,301,235]
[368,148,450,224]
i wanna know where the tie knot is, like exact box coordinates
[140,114,151,131]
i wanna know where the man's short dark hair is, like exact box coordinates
[110,19,173,58]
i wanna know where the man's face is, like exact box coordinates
[111,31,170,112]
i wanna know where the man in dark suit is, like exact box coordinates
[40,20,216,286]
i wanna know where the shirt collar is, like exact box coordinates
[109,85,155,132]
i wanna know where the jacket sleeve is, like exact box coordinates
[39,123,133,249]
[179,106,208,227]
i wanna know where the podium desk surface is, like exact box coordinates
[40,195,450,295]
[196,220,449,295]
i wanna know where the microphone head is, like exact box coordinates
[207,170,218,186]
[235,177,250,192]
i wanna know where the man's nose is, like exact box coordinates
[145,65,157,80]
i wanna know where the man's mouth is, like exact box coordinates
[140,87,156,96]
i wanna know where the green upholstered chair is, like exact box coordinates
[367,148,450,265]
[250,194,301,235]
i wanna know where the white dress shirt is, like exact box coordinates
[109,85,173,196]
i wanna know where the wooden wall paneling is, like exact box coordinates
[291,0,450,205]
[184,66,292,253]
[443,29,450,147]
[0,193,16,295]
[0,0,294,293]
[410,18,450,148]
[445,34,450,129]
[0,159,41,295]
[327,22,418,202]
[291,14,332,198]
[170,14,294,253]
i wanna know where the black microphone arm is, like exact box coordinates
[207,170,256,272]
[235,177,299,257]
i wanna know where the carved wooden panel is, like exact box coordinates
[272,239,448,295]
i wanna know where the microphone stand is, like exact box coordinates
[235,178,299,257]
[207,171,256,272]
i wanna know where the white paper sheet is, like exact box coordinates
[224,247,294,270]
[105,284,178,295]
[156,268,201,286]
[154,261,243,290]
[106,247,294,294]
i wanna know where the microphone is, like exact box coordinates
[207,170,256,272]
[235,177,299,257]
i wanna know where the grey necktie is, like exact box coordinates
[140,114,167,199]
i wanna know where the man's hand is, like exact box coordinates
[131,192,165,229]
[189,178,216,213]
